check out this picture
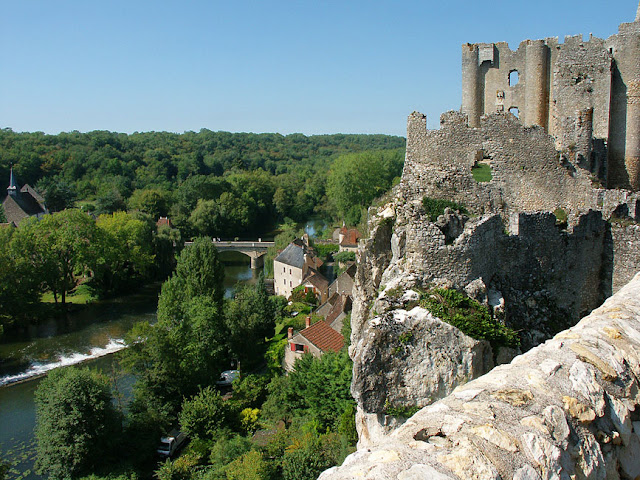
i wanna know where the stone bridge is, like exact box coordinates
[211,239,274,269]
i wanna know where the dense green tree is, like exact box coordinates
[179,386,232,439]
[327,149,404,224]
[154,223,183,279]
[224,450,271,480]
[262,350,354,431]
[1,127,404,241]
[38,178,77,212]
[94,188,127,215]
[12,210,100,305]
[225,275,275,369]
[123,237,227,415]
[93,212,154,294]
[127,188,169,219]
[0,205,6,223]
[281,432,344,480]
[0,226,41,330]
[34,367,121,480]
[173,237,225,303]
[204,436,253,480]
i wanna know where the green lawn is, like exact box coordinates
[41,285,98,304]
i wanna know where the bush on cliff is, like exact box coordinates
[420,288,519,352]
[422,197,468,221]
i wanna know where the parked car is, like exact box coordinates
[215,369,239,387]
[157,429,187,458]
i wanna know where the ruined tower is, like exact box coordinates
[461,3,640,190]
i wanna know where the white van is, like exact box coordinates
[157,429,187,458]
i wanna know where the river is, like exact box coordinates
[0,257,259,480]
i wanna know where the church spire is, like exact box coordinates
[7,167,18,195]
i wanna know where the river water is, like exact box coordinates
[0,258,258,480]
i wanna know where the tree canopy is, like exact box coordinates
[1,128,405,238]
[34,367,121,480]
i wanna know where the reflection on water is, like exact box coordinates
[304,218,328,239]
[0,285,160,386]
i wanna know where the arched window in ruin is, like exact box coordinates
[509,107,519,118]
[509,70,519,86]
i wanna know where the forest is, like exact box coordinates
[0,128,405,237]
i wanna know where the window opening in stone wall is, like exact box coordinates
[471,162,493,182]
[509,70,519,86]
[509,107,519,118]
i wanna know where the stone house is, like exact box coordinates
[273,237,326,299]
[328,263,356,297]
[283,316,344,371]
[300,269,330,304]
[337,226,360,252]
[1,168,48,226]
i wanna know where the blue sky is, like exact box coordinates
[1,1,637,137]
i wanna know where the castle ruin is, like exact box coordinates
[321,4,640,478]
[461,8,640,190]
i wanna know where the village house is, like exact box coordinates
[273,236,327,300]
[1,168,48,226]
[283,316,344,371]
[328,263,356,297]
[284,262,356,370]
[336,226,360,252]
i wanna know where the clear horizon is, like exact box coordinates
[2,0,637,137]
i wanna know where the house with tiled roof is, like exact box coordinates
[284,316,344,371]
[273,236,327,300]
[1,168,48,226]
[156,216,173,228]
[338,226,360,252]
[300,268,330,304]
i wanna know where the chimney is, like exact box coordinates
[305,316,311,328]
[288,327,293,339]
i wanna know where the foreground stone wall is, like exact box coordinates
[321,274,640,480]
[347,202,614,448]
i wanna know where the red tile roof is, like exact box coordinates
[303,269,329,291]
[340,228,360,247]
[157,217,173,228]
[300,321,344,353]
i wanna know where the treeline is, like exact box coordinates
[0,128,405,237]
[33,238,355,480]
[0,209,181,334]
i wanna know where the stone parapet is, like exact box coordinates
[320,273,640,480]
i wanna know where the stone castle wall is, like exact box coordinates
[461,10,640,190]
[402,110,640,219]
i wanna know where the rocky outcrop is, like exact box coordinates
[321,273,640,480]
[353,306,494,447]
[349,197,614,446]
